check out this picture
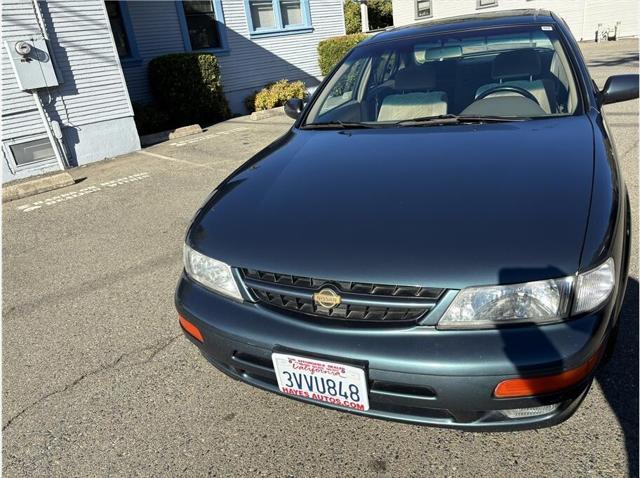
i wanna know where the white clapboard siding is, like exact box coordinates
[2,109,46,139]
[1,0,133,145]
[121,0,346,104]
[41,0,133,125]
[218,0,346,93]
[2,62,38,115]
[579,0,639,39]
[1,0,46,139]
[392,0,639,41]
[121,0,188,103]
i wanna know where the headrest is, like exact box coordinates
[492,49,541,80]
[394,65,436,90]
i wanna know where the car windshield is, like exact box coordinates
[304,25,580,127]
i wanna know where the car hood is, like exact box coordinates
[189,117,594,289]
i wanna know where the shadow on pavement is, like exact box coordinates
[587,52,639,68]
[596,278,639,477]
[497,264,638,476]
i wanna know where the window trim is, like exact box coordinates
[2,134,59,174]
[414,0,433,20]
[176,0,230,54]
[476,0,498,9]
[244,0,313,38]
[106,1,141,66]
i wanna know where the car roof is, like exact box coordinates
[361,9,558,46]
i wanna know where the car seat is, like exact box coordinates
[474,49,557,114]
[378,65,448,121]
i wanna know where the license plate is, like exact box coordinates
[272,353,369,411]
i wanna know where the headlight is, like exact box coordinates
[573,258,615,314]
[183,244,243,301]
[439,277,574,329]
[439,259,615,329]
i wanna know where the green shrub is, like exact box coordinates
[343,1,361,35]
[344,0,393,35]
[148,53,230,127]
[317,33,367,76]
[132,102,171,135]
[244,79,307,112]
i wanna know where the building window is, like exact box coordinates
[105,1,139,62]
[5,137,56,169]
[106,1,131,57]
[477,0,498,8]
[181,1,221,49]
[280,0,304,26]
[177,0,228,52]
[245,0,312,37]
[250,0,277,29]
[415,0,432,19]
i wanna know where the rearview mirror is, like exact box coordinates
[284,98,303,119]
[600,74,639,105]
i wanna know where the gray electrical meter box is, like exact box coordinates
[4,36,60,91]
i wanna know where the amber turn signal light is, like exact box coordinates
[179,315,204,343]
[494,348,602,398]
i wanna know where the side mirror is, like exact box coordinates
[284,98,303,119]
[600,74,639,105]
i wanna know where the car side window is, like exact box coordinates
[319,57,368,114]
[383,52,398,82]
[372,50,398,86]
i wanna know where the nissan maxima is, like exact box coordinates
[175,10,637,430]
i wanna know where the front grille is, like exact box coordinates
[241,269,445,324]
[243,269,442,298]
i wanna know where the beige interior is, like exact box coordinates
[378,92,448,121]
[475,80,553,113]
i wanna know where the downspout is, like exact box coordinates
[30,0,68,170]
[32,92,65,171]
[32,0,47,33]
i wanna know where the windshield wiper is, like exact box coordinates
[393,114,527,127]
[301,121,381,130]
[301,115,526,129]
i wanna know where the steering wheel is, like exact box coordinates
[476,85,540,105]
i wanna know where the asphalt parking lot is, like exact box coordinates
[3,39,638,477]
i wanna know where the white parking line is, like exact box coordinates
[136,150,217,171]
[16,173,150,213]
[168,127,248,147]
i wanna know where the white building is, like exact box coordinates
[2,0,345,183]
[392,0,639,41]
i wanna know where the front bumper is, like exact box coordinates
[175,274,613,431]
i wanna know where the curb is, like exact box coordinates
[2,171,75,203]
[250,106,285,121]
[140,124,202,147]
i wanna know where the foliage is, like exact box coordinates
[343,0,393,35]
[317,33,367,76]
[368,0,393,30]
[244,79,307,113]
[343,0,361,35]
[148,53,230,127]
[132,102,170,135]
